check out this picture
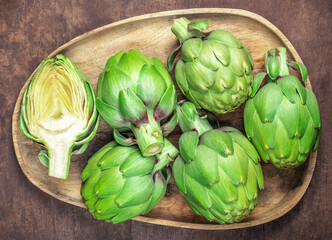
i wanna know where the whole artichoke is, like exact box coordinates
[97,50,177,157]
[173,101,264,224]
[168,18,254,113]
[244,47,321,168]
[81,138,178,223]
[20,55,99,179]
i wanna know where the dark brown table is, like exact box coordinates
[1,0,331,239]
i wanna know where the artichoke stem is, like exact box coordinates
[171,17,196,43]
[264,47,290,82]
[176,102,212,136]
[153,139,179,174]
[191,118,213,136]
[131,111,164,157]
[48,144,71,179]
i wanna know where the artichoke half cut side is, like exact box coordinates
[20,55,99,179]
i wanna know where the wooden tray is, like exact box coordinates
[12,8,317,230]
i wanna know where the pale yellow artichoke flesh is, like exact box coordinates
[26,63,90,177]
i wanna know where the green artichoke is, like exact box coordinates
[173,101,264,224]
[81,138,178,223]
[167,18,254,113]
[20,55,99,179]
[97,50,177,157]
[244,47,321,168]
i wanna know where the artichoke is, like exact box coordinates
[97,50,177,157]
[167,18,254,113]
[244,47,321,168]
[81,138,178,223]
[20,55,99,179]
[173,101,264,224]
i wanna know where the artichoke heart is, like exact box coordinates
[20,55,99,179]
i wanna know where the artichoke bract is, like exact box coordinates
[173,101,264,224]
[20,55,99,179]
[97,50,177,157]
[81,138,178,223]
[167,18,254,113]
[244,47,321,168]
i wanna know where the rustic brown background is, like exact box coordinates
[1,0,331,239]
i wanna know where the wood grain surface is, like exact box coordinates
[1,0,331,239]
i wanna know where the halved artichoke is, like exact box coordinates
[20,55,99,179]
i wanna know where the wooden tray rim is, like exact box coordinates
[12,8,316,230]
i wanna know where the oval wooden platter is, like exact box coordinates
[12,8,316,230]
